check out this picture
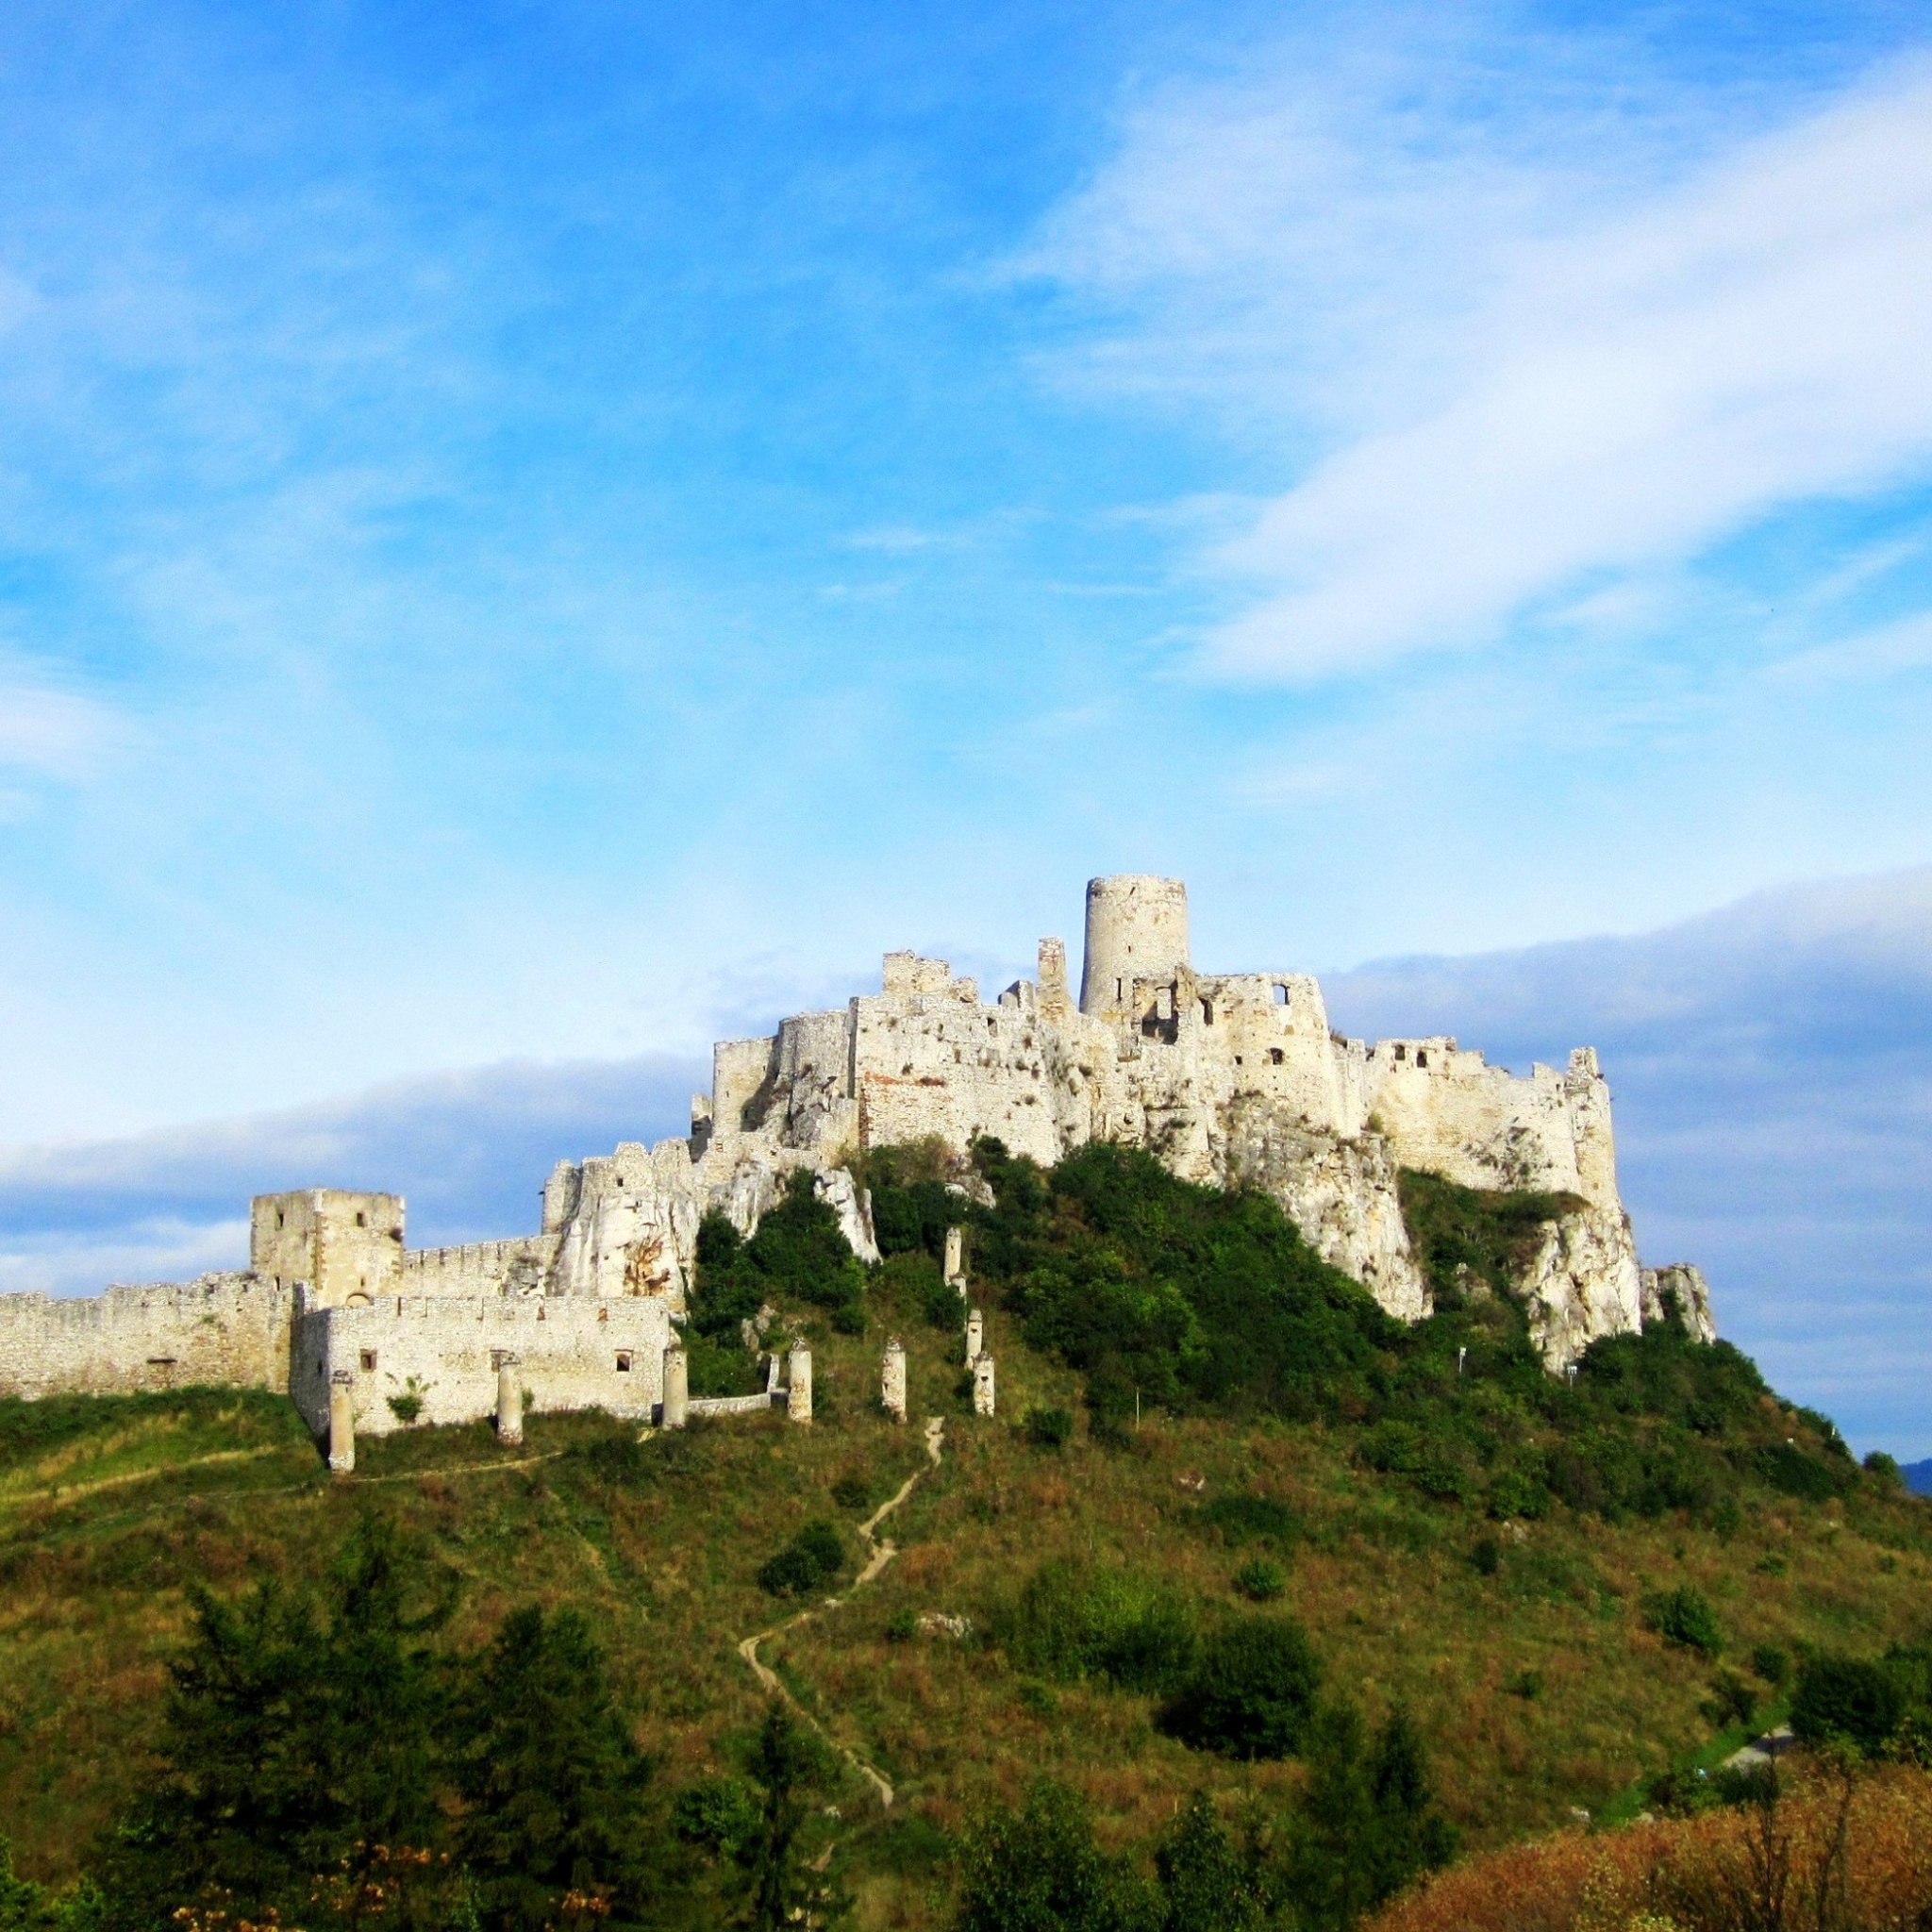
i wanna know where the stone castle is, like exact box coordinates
[0,875,1715,1449]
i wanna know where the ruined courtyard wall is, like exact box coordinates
[0,1274,296,1400]
[399,1234,559,1298]
[291,1291,674,1439]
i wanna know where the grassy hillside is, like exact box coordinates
[0,1141,1927,1929]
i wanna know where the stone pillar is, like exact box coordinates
[327,1370,356,1474]
[787,1345,812,1423]
[881,1339,907,1423]
[973,1353,995,1418]
[661,1343,689,1428]
[495,1352,523,1445]
[966,1307,984,1365]
[944,1225,965,1293]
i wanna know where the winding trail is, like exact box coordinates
[736,1415,946,1809]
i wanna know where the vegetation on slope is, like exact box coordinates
[0,1139,1927,1930]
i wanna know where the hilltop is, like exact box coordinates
[1,1138,1926,1929]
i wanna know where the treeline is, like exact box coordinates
[831,1138,1903,1527]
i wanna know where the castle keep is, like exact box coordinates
[0,876,1715,1443]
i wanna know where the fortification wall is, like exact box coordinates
[399,1234,558,1298]
[1362,1041,1619,1209]
[291,1291,675,1439]
[251,1190,405,1305]
[0,1274,296,1400]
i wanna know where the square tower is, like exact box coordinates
[251,1189,405,1307]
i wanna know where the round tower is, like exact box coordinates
[1079,875,1191,1017]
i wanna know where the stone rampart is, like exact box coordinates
[0,1274,298,1400]
[400,1234,558,1298]
[290,1291,674,1440]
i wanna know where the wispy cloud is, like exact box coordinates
[1027,39,1932,680]
[0,664,124,780]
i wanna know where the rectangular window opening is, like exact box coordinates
[615,1351,633,1372]
[359,1350,378,1373]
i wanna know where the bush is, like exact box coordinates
[672,1775,758,1857]
[1702,1670,1757,1729]
[956,1779,1156,1932]
[886,1608,917,1643]
[1001,1560,1198,1692]
[1791,1651,1907,1754]
[386,1391,423,1424]
[1232,1557,1286,1602]
[1753,1441,1843,1502]
[1198,1491,1302,1549]
[1487,1467,1548,1521]
[1160,1613,1323,1759]
[1751,1642,1791,1687]
[1641,1585,1724,1656]
[1024,1406,1074,1450]
[831,1299,867,1336]
[1863,1449,1904,1491]
[830,1470,874,1510]
[1471,1536,1502,1577]
[757,1519,845,1598]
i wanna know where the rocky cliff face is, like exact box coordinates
[1641,1264,1718,1344]
[1511,1206,1646,1373]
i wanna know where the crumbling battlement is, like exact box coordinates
[0,874,1709,1416]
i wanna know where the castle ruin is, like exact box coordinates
[0,876,1716,1444]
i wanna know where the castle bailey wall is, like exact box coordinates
[0,1274,298,1400]
[400,1234,559,1298]
[291,1291,674,1440]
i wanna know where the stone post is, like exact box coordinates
[787,1345,812,1423]
[881,1338,907,1423]
[662,1343,689,1428]
[973,1352,995,1418]
[494,1351,523,1445]
[327,1370,356,1474]
[943,1225,965,1292]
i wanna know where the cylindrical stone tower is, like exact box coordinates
[965,1307,983,1365]
[973,1353,995,1418]
[943,1225,964,1290]
[787,1345,813,1424]
[1079,875,1191,1018]
[495,1353,523,1445]
[661,1344,689,1428]
[327,1370,356,1474]
[881,1338,908,1423]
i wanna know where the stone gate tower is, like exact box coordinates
[1079,874,1191,1020]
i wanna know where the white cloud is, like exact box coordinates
[1029,42,1932,680]
[0,667,123,778]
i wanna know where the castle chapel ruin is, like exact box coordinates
[0,876,1715,1444]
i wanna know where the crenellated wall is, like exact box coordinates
[0,1274,299,1400]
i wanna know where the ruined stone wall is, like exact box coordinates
[400,1235,558,1298]
[0,1274,297,1400]
[290,1291,674,1439]
[1362,1042,1620,1210]
[546,1138,700,1307]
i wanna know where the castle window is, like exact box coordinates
[1270,1048,1285,1065]
[1416,1050,1428,1068]
[1393,1043,1406,1061]
[356,1211,366,1227]
[615,1351,633,1372]
[1273,984,1288,1005]
[275,1209,284,1228]
[359,1350,378,1373]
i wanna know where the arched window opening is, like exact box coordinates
[1200,998,1214,1025]
[1273,984,1288,1005]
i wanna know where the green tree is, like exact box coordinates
[1160,1615,1322,1759]
[1276,1702,1457,1932]
[955,1779,1156,1932]
[737,1703,848,1932]
[1155,1793,1266,1932]
[100,1513,451,1923]
[450,1606,654,1929]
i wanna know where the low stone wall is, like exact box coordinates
[0,1274,297,1400]
[291,1291,675,1440]
[399,1235,559,1297]
[686,1391,784,1420]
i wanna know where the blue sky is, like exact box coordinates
[2,2,1930,1448]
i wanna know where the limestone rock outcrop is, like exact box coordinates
[1641,1263,1719,1344]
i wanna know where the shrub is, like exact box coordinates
[386,1391,423,1424]
[1233,1557,1287,1602]
[1486,1468,1547,1521]
[830,1470,874,1510]
[831,1299,866,1336]
[1702,1671,1757,1730]
[1024,1406,1074,1450]
[1199,1491,1302,1549]
[886,1608,917,1643]
[1791,1652,1907,1754]
[956,1779,1156,1932]
[672,1776,758,1857]
[1753,1441,1842,1502]
[757,1519,845,1598]
[1863,1449,1904,1491]
[1001,1560,1198,1692]
[1641,1585,1723,1656]
[1471,1536,1502,1577]
[1160,1613,1323,1759]
[1751,1642,1790,1687]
